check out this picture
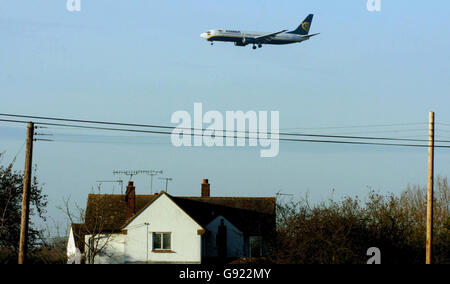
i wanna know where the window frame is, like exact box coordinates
[152,232,172,252]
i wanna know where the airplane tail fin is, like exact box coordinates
[288,14,314,35]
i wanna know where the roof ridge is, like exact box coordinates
[87,193,275,199]
[179,196,276,199]
[87,194,162,197]
[88,193,124,196]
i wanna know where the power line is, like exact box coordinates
[0,113,431,142]
[49,131,433,141]
[0,118,30,124]
[320,129,428,136]
[0,113,175,130]
[0,113,439,143]
[38,122,450,147]
[1,113,427,130]
[42,131,450,146]
[23,122,450,148]
[35,138,169,145]
[0,115,428,141]
[281,122,427,131]
[3,115,450,148]
[44,122,436,143]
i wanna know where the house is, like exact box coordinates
[66,179,276,264]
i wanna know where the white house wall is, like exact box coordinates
[66,227,77,260]
[204,216,245,258]
[84,233,125,264]
[124,194,203,264]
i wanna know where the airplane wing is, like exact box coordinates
[253,30,287,43]
[301,33,320,39]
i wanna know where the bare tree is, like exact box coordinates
[29,219,68,264]
[59,186,117,264]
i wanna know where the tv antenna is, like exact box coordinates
[146,171,163,194]
[96,180,124,194]
[113,170,143,181]
[113,170,163,194]
[159,177,173,193]
[276,190,294,198]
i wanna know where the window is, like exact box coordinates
[152,232,171,251]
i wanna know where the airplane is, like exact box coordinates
[200,14,319,50]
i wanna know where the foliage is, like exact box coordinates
[274,177,450,264]
[0,152,48,261]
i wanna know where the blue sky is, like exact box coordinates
[1,1,450,230]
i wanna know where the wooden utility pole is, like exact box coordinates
[18,122,34,264]
[426,112,435,264]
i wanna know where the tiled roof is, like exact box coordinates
[81,192,276,236]
[171,196,275,235]
[84,194,158,232]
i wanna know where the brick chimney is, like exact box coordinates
[125,181,136,219]
[201,179,210,198]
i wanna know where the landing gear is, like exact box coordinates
[211,42,214,46]
[252,45,257,50]
[258,44,262,48]
[252,44,262,50]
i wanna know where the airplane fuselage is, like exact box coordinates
[200,15,318,49]
[201,30,305,46]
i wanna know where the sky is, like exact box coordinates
[1,0,450,232]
